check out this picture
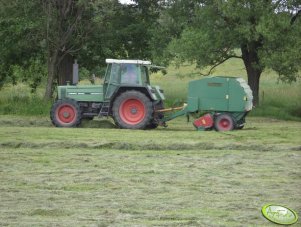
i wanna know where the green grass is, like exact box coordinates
[0,116,301,226]
[1,60,300,226]
[0,84,51,116]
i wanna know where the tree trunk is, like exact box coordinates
[44,50,59,101]
[241,43,262,106]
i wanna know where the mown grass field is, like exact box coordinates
[0,116,301,226]
[0,59,300,226]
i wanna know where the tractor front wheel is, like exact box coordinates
[112,91,153,129]
[214,114,235,131]
[50,99,81,127]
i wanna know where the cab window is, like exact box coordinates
[120,64,140,84]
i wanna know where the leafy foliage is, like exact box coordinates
[164,0,301,104]
[0,0,44,88]
[0,0,300,104]
[0,0,163,97]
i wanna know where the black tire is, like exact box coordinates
[112,90,153,129]
[50,99,81,127]
[214,113,235,131]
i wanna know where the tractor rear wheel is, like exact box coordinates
[112,91,153,129]
[50,99,81,127]
[214,114,234,131]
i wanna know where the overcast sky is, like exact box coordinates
[119,0,135,5]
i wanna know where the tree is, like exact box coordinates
[42,0,96,100]
[166,0,301,105]
[33,0,164,99]
[0,0,45,88]
[78,0,164,76]
[0,0,167,99]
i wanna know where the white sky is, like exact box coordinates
[119,0,135,5]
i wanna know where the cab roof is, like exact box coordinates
[106,59,151,65]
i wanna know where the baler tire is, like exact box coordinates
[214,114,235,132]
[50,99,82,127]
[112,90,153,129]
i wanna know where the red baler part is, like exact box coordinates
[193,113,214,129]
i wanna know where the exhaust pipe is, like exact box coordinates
[72,60,79,85]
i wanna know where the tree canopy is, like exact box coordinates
[0,0,300,104]
[0,0,163,99]
[0,0,44,88]
[166,0,301,105]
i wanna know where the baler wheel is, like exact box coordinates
[214,114,234,131]
[112,90,153,129]
[50,99,81,127]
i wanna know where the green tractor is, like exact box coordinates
[50,59,165,129]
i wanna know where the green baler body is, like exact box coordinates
[187,76,253,113]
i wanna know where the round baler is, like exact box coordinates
[158,76,253,131]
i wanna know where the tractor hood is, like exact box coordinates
[58,85,104,102]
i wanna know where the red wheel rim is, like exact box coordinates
[56,104,77,124]
[119,99,146,125]
[218,118,232,131]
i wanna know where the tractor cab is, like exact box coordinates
[103,59,152,99]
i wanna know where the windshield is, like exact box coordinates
[120,64,139,84]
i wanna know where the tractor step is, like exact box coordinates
[98,102,110,117]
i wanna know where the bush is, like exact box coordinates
[0,84,51,116]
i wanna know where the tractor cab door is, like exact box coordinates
[103,63,120,100]
[140,65,150,86]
